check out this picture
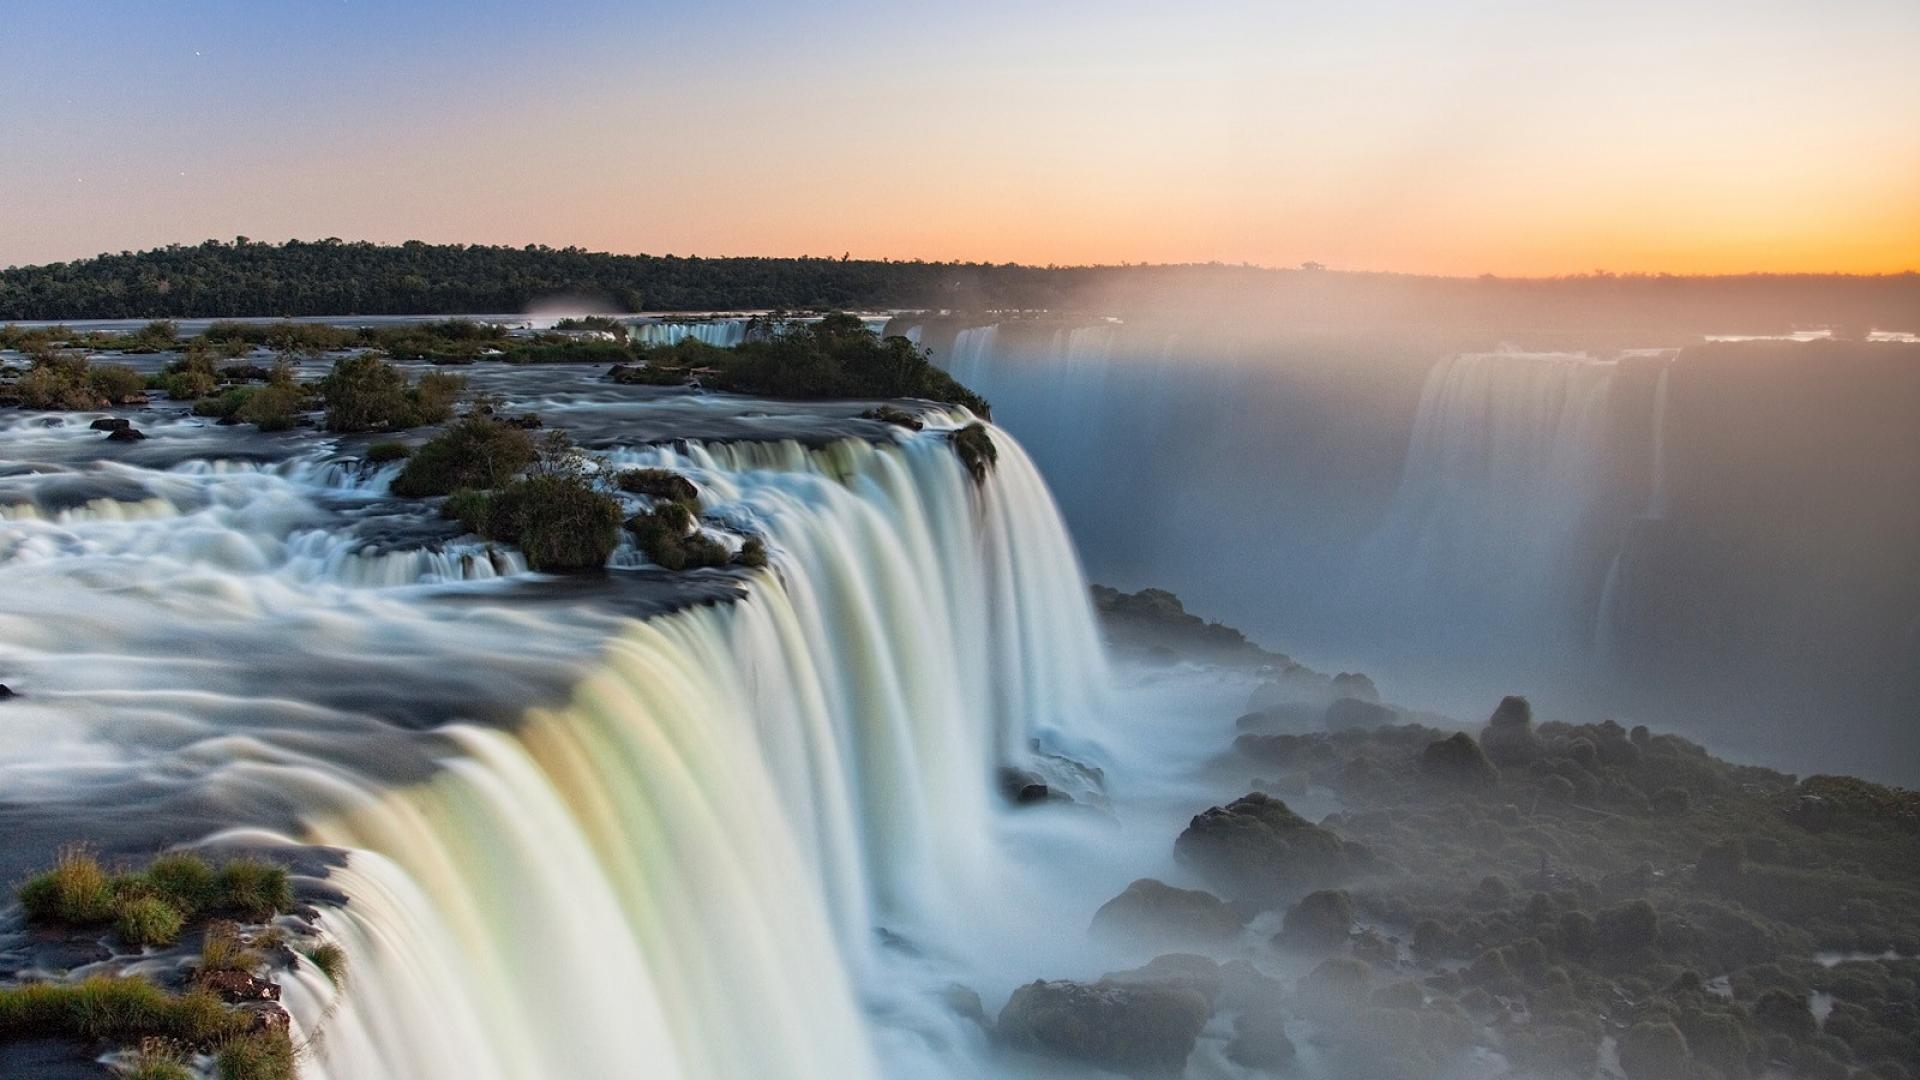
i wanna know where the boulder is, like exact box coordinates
[1090,879,1246,951]
[1275,889,1354,952]
[1099,953,1225,1007]
[1331,672,1380,702]
[1324,697,1395,732]
[1174,793,1371,900]
[1226,1006,1297,1072]
[1479,695,1540,766]
[104,427,147,442]
[88,417,131,432]
[1420,733,1499,789]
[0,684,14,700]
[997,979,1210,1079]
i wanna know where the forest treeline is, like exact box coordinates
[2,238,1916,334]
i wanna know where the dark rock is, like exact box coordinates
[997,767,1070,806]
[198,967,282,1004]
[506,412,544,429]
[104,427,147,442]
[1090,879,1246,951]
[1331,672,1380,702]
[1226,1006,1297,1071]
[858,406,924,430]
[997,978,1210,1079]
[238,1002,292,1036]
[88,417,131,432]
[0,684,13,700]
[1174,792,1370,900]
[1099,953,1225,1007]
[1420,733,1499,788]
[944,983,989,1028]
[1275,888,1354,952]
[1480,695,1540,766]
[1324,697,1396,732]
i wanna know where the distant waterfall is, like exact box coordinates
[946,324,1000,388]
[285,427,1108,1080]
[630,319,750,348]
[1645,362,1673,520]
[1358,352,1618,656]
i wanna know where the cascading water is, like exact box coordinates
[0,386,1108,1080]
[1355,351,1618,659]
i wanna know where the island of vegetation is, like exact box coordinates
[1,849,341,1080]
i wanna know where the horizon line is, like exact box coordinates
[6,237,1916,283]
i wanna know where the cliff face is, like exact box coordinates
[1606,342,1920,764]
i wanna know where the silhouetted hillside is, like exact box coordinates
[2,238,1915,334]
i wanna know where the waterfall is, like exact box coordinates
[946,324,1000,388]
[1645,362,1673,520]
[630,319,751,348]
[258,426,1100,1079]
[1357,351,1618,657]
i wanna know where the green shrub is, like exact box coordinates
[158,369,219,400]
[193,386,258,420]
[0,977,241,1044]
[236,384,302,431]
[628,501,730,571]
[305,941,348,983]
[116,896,186,948]
[213,860,292,921]
[18,849,117,925]
[215,1030,296,1080]
[90,363,149,403]
[199,924,266,974]
[484,476,622,572]
[364,441,411,463]
[144,852,219,916]
[411,370,466,424]
[17,357,106,409]
[443,488,494,534]
[390,418,535,496]
[321,354,465,432]
[614,468,699,503]
[734,537,769,568]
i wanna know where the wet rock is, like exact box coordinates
[997,978,1210,1079]
[1275,888,1354,952]
[858,406,924,430]
[238,1002,292,1036]
[88,417,131,432]
[0,684,14,700]
[104,427,147,442]
[1420,732,1499,789]
[997,766,1070,806]
[1331,672,1379,702]
[944,983,989,1028]
[1479,695,1540,766]
[1324,697,1395,732]
[198,967,282,1004]
[1099,953,1225,1007]
[1174,792,1371,900]
[1226,1006,1297,1072]
[1090,879,1246,951]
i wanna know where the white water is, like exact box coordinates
[0,398,1112,1080]
[1356,351,1618,658]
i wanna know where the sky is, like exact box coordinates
[1,0,1916,276]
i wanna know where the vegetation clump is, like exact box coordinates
[17,849,293,947]
[14,356,148,409]
[318,353,464,432]
[627,499,731,572]
[614,467,699,503]
[950,422,997,482]
[390,418,535,496]
[436,432,622,572]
